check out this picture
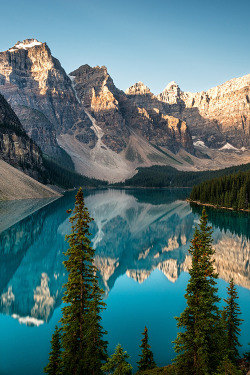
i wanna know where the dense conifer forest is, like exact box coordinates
[117,164,250,188]
[189,171,250,210]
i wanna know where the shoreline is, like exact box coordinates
[187,199,250,213]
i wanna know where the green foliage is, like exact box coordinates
[101,344,133,375]
[137,326,156,371]
[135,365,176,374]
[42,156,108,188]
[213,356,243,375]
[223,279,243,362]
[189,171,250,211]
[173,209,221,374]
[44,326,62,375]
[59,188,107,374]
[189,204,250,242]
[243,343,250,362]
[115,163,250,188]
[84,274,108,374]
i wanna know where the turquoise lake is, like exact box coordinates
[0,188,249,374]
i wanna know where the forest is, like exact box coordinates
[117,163,250,188]
[189,171,250,210]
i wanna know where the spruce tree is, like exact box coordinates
[223,278,243,363]
[214,356,242,375]
[137,326,156,371]
[101,344,133,375]
[60,187,107,374]
[44,326,62,375]
[85,274,108,375]
[173,208,221,375]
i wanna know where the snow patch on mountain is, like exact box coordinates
[8,39,42,52]
[219,143,238,151]
[68,75,81,104]
[193,140,208,148]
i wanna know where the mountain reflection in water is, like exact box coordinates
[0,188,249,325]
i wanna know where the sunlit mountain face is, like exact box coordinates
[0,189,250,324]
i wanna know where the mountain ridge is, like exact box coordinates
[0,39,250,182]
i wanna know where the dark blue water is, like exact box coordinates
[0,188,249,374]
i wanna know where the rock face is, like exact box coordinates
[0,93,45,180]
[70,64,128,153]
[70,65,194,155]
[155,76,250,149]
[0,39,93,162]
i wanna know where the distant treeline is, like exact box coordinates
[42,156,108,189]
[190,170,250,210]
[116,163,250,188]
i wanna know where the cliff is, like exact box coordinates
[0,92,47,180]
[157,76,250,149]
[0,39,93,163]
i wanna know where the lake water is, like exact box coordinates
[0,188,249,374]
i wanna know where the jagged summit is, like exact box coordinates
[125,81,152,96]
[8,39,43,52]
[163,81,180,92]
[70,64,108,76]
[158,80,182,104]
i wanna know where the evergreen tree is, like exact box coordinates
[223,279,243,363]
[101,344,133,375]
[44,326,62,375]
[137,326,156,371]
[60,187,107,374]
[173,208,221,375]
[243,343,250,362]
[85,274,108,375]
[214,356,242,375]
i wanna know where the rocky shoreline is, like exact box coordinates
[187,199,250,213]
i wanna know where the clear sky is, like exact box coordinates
[0,0,249,94]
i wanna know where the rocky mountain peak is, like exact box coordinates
[164,80,180,92]
[158,81,182,104]
[125,81,152,96]
[8,39,43,52]
[0,39,92,162]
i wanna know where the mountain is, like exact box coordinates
[0,41,196,182]
[1,39,250,182]
[0,39,92,167]
[0,92,46,180]
[70,64,194,153]
[127,76,250,149]
[61,64,195,181]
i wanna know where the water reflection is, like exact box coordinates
[0,189,249,324]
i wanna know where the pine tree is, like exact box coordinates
[85,274,108,375]
[223,279,243,363]
[101,344,133,375]
[44,326,62,375]
[60,187,107,374]
[137,326,156,371]
[214,356,242,375]
[173,208,221,375]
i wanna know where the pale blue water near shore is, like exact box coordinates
[0,188,249,374]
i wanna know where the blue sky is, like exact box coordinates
[1,0,249,94]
